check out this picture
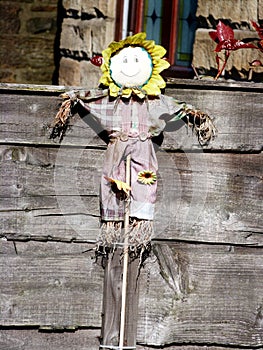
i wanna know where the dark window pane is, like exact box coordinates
[175,0,198,66]
[143,0,163,44]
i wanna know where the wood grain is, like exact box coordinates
[0,81,262,150]
[1,82,263,349]
[0,328,247,350]
[0,329,101,350]
[1,145,262,245]
[137,242,263,347]
[0,241,104,327]
[0,241,262,347]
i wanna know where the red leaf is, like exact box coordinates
[251,21,263,39]
[215,38,258,52]
[209,31,219,42]
[90,55,103,66]
[214,39,235,51]
[217,20,234,41]
[233,40,259,50]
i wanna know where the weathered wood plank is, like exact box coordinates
[166,78,263,91]
[137,242,263,347]
[0,329,101,350]
[0,82,262,150]
[0,77,263,94]
[0,93,104,147]
[0,239,94,257]
[2,80,263,93]
[0,241,104,327]
[154,150,263,245]
[138,346,250,350]
[1,145,262,245]
[0,328,246,350]
[0,83,68,94]
[1,241,262,347]
[164,87,263,151]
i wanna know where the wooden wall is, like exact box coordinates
[0,80,262,349]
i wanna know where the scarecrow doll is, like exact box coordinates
[51,33,216,256]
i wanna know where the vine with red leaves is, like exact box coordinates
[209,20,263,80]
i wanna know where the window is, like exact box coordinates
[115,0,198,78]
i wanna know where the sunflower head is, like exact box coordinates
[100,32,170,99]
[137,170,157,185]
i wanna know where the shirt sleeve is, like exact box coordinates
[50,88,109,141]
[159,94,196,123]
[159,95,217,145]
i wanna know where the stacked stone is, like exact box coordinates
[1,0,262,85]
[0,0,58,84]
[192,0,263,80]
[59,0,116,87]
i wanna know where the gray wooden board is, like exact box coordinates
[1,82,263,349]
[0,329,250,350]
[0,83,262,151]
[137,242,263,347]
[0,329,101,350]
[0,241,262,347]
[1,145,262,245]
[0,241,104,328]
[137,347,246,350]
[164,87,263,151]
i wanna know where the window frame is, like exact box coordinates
[115,0,195,78]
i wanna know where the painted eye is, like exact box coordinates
[123,57,128,63]
[134,56,139,63]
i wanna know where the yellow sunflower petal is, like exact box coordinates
[151,75,166,89]
[99,32,170,98]
[99,71,111,86]
[143,83,161,96]
[153,59,170,73]
[108,83,119,97]
[128,32,147,43]
[132,87,145,99]
[141,40,155,51]
[121,87,133,98]
[151,45,167,58]
[105,176,131,195]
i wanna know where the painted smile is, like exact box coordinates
[120,68,141,77]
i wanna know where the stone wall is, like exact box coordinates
[0,0,58,84]
[58,0,116,87]
[0,0,262,85]
[0,0,115,85]
[192,0,263,80]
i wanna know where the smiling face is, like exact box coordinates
[100,32,170,98]
[109,46,153,88]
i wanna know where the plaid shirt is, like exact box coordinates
[77,92,190,138]
[72,91,193,222]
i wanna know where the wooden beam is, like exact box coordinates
[0,81,262,150]
[1,145,262,246]
[0,241,104,327]
[1,82,263,349]
[1,240,262,347]
[1,328,252,350]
